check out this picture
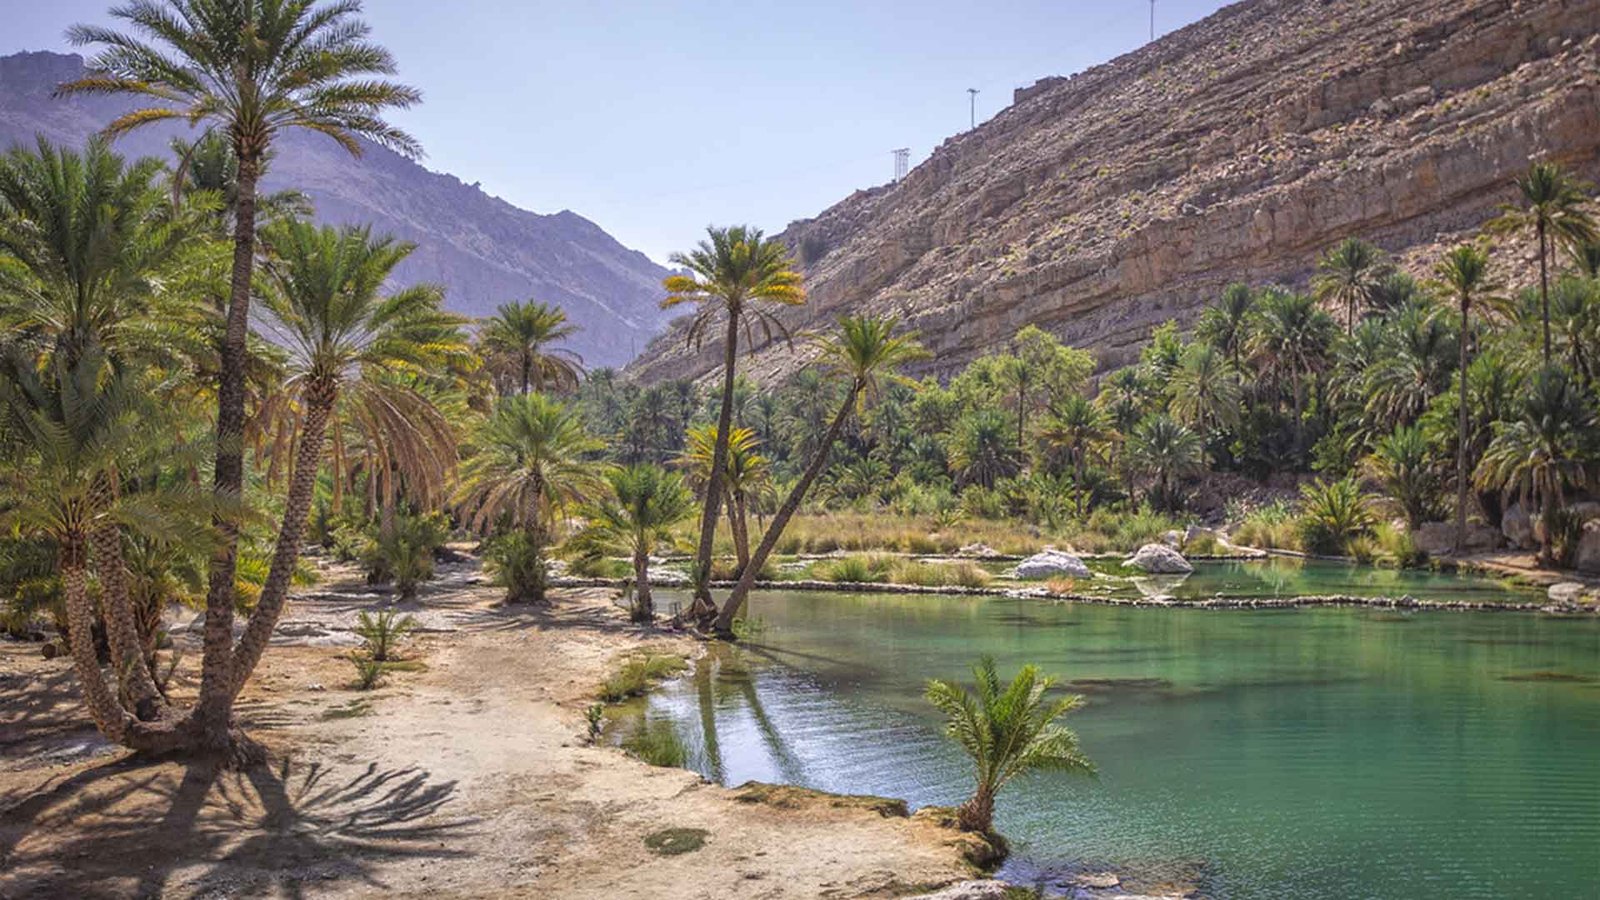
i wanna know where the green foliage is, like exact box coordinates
[361,512,450,601]
[1230,501,1301,551]
[925,657,1093,836]
[1296,479,1378,555]
[598,653,690,703]
[817,553,894,584]
[622,719,688,767]
[585,703,605,744]
[355,609,419,662]
[352,657,387,691]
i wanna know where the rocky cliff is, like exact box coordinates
[0,51,671,368]
[629,0,1600,383]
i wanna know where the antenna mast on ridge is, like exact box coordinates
[892,148,909,183]
[967,88,980,129]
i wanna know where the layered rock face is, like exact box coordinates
[630,0,1600,383]
[0,52,672,368]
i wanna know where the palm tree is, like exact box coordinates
[1475,366,1598,566]
[1313,237,1391,334]
[661,225,804,618]
[1194,283,1255,369]
[1435,243,1496,552]
[678,425,768,576]
[1126,413,1203,511]
[1037,396,1106,516]
[0,347,199,749]
[584,466,695,622]
[948,410,1022,490]
[230,220,468,694]
[1168,342,1242,434]
[1489,162,1598,362]
[714,315,926,634]
[478,300,584,395]
[1362,425,1443,530]
[924,657,1093,838]
[457,393,606,602]
[1248,288,1335,457]
[1359,301,1457,428]
[65,0,420,752]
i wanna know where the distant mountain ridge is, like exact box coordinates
[0,50,671,368]
[629,0,1600,384]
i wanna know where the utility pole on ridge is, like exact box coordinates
[967,88,980,130]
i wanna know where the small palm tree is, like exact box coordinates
[1249,289,1336,458]
[1362,425,1443,531]
[1296,478,1378,555]
[584,465,696,622]
[949,410,1023,490]
[661,225,804,616]
[231,220,468,690]
[1313,237,1392,335]
[457,393,606,602]
[1194,283,1256,369]
[925,657,1093,838]
[1475,366,1598,566]
[1127,413,1203,511]
[1359,301,1458,428]
[479,300,584,395]
[1489,162,1598,363]
[64,0,421,752]
[1434,243,1497,552]
[715,315,927,633]
[678,425,768,575]
[1168,342,1242,435]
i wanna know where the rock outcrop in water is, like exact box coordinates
[630,0,1600,383]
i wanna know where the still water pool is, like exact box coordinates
[633,579,1600,898]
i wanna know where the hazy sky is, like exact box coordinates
[8,0,1231,263]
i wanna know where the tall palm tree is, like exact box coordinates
[583,465,695,622]
[478,300,584,395]
[1359,301,1457,428]
[1434,243,1496,552]
[1489,162,1598,362]
[64,0,421,752]
[924,657,1093,838]
[230,220,467,694]
[1313,237,1391,334]
[1168,342,1242,435]
[948,410,1022,490]
[1038,395,1106,516]
[1127,413,1203,511]
[1475,366,1598,566]
[457,393,606,602]
[1194,282,1255,369]
[715,315,926,634]
[660,225,803,618]
[1248,288,1335,457]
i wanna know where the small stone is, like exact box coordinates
[307,683,326,692]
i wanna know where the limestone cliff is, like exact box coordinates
[629,0,1600,383]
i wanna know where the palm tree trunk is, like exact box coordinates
[226,385,336,697]
[88,511,162,719]
[632,544,653,622]
[521,350,532,395]
[692,310,741,619]
[957,784,996,834]
[1539,222,1551,364]
[1455,295,1470,553]
[714,382,861,635]
[728,488,750,577]
[522,471,548,603]
[59,536,129,743]
[193,152,261,749]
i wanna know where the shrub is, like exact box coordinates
[887,559,993,588]
[1374,520,1425,567]
[484,530,548,603]
[352,657,386,691]
[585,703,605,744]
[1230,500,1301,551]
[599,653,689,703]
[817,554,893,583]
[355,609,418,662]
[1296,479,1377,555]
[362,511,450,601]
[622,719,687,767]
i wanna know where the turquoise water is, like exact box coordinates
[1064,557,1547,604]
[630,582,1600,898]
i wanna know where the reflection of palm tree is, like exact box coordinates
[693,658,725,783]
[735,671,805,785]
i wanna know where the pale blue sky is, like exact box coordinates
[8,0,1231,263]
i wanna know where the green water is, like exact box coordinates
[1063,557,1548,603]
[631,575,1600,898]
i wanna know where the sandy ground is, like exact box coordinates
[0,560,984,899]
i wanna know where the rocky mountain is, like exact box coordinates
[0,51,671,369]
[630,0,1600,383]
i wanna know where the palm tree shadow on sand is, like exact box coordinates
[0,755,473,899]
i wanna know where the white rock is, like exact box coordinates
[1124,543,1194,574]
[1014,549,1091,579]
[909,881,1012,900]
[1548,582,1589,603]
[958,542,1002,558]
[1502,502,1535,550]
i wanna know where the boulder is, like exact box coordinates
[1502,503,1535,550]
[1124,543,1194,574]
[909,880,1011,900]
[1576,521,1600,574]
[1414,522,1499,556]
[1014,549,1091,579]
[1547,582,1589,603]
